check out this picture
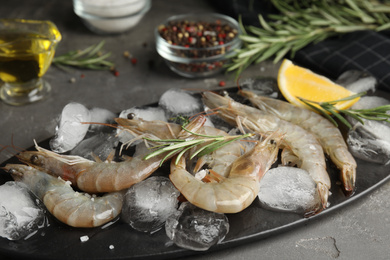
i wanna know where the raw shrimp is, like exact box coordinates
[169,132,283,213]
[3,164,124,228]
[240,89,357,192]
[16,116,207,194]
[202,91,331,209]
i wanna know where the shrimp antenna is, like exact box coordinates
[81,121,119,129]
[188,107,220,120]
[236,76,242,92]
[0,134,26,158]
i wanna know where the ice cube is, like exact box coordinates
[165,202,229,251]
[158,89,203,121]
[351,96,390,111]
[70,132,118,161]
[121,176,180,234]
[347,127,390,165]
[50,102,91,153]
[0,182,47,240]
[116,106,167,145]
[241,77,279,98]
[258,167,320,214]
[346,96,390,164]
[118,106,167,122]
[89,107,116,132]
[336,70,377,93]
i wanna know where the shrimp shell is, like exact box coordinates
[3,164,124,228]
[169,132,283,213]
[240,89,357,192]
[202,91,331,209]
[188,125,244,178]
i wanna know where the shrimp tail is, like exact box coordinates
[317,182,329,209]
[342,165,356,195]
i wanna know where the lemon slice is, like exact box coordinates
[277,59,359,111]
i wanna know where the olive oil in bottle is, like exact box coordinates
[0,19,61,105]
[0,31,55,89]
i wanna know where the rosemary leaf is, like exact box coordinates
[340,109,365,125]
[143,126,254,166]
[143,137,186,143]
[329,106,353,129]
[198,134,252,157]
[255,42,285,63]
[238,47,266,59]
[324,92,366,104]
[174,145,197,166]
[258,14,274,32]
[53,41,115,70]
[239,34,263,43]
[189,139,225,160]
[376,22,390,31]
[274,45,292,63]
[162,139,205,151]
[298,93,390,129]
[143,147,171,161]
[162,149,184,167]
[298,97,338,126]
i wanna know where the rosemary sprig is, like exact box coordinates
[298,92,390,129]
[52,40,115,71]
[228,0,390,76]
[143,126,254,166]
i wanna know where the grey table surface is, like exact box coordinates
[1,0,389,259]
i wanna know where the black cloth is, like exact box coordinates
[211,1,390,91]
[294,30,390,91]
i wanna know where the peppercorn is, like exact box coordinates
[158,18,238,75]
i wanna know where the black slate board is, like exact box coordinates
[0,90,389,260]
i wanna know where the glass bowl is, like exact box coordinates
[73,0,151,34]
[155,13,242,78]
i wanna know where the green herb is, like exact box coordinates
[298,92,390,128]
[143,126,254,166]
[53,41,115,71]
[228,0,390,76]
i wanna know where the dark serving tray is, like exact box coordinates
[1,91,389,260]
